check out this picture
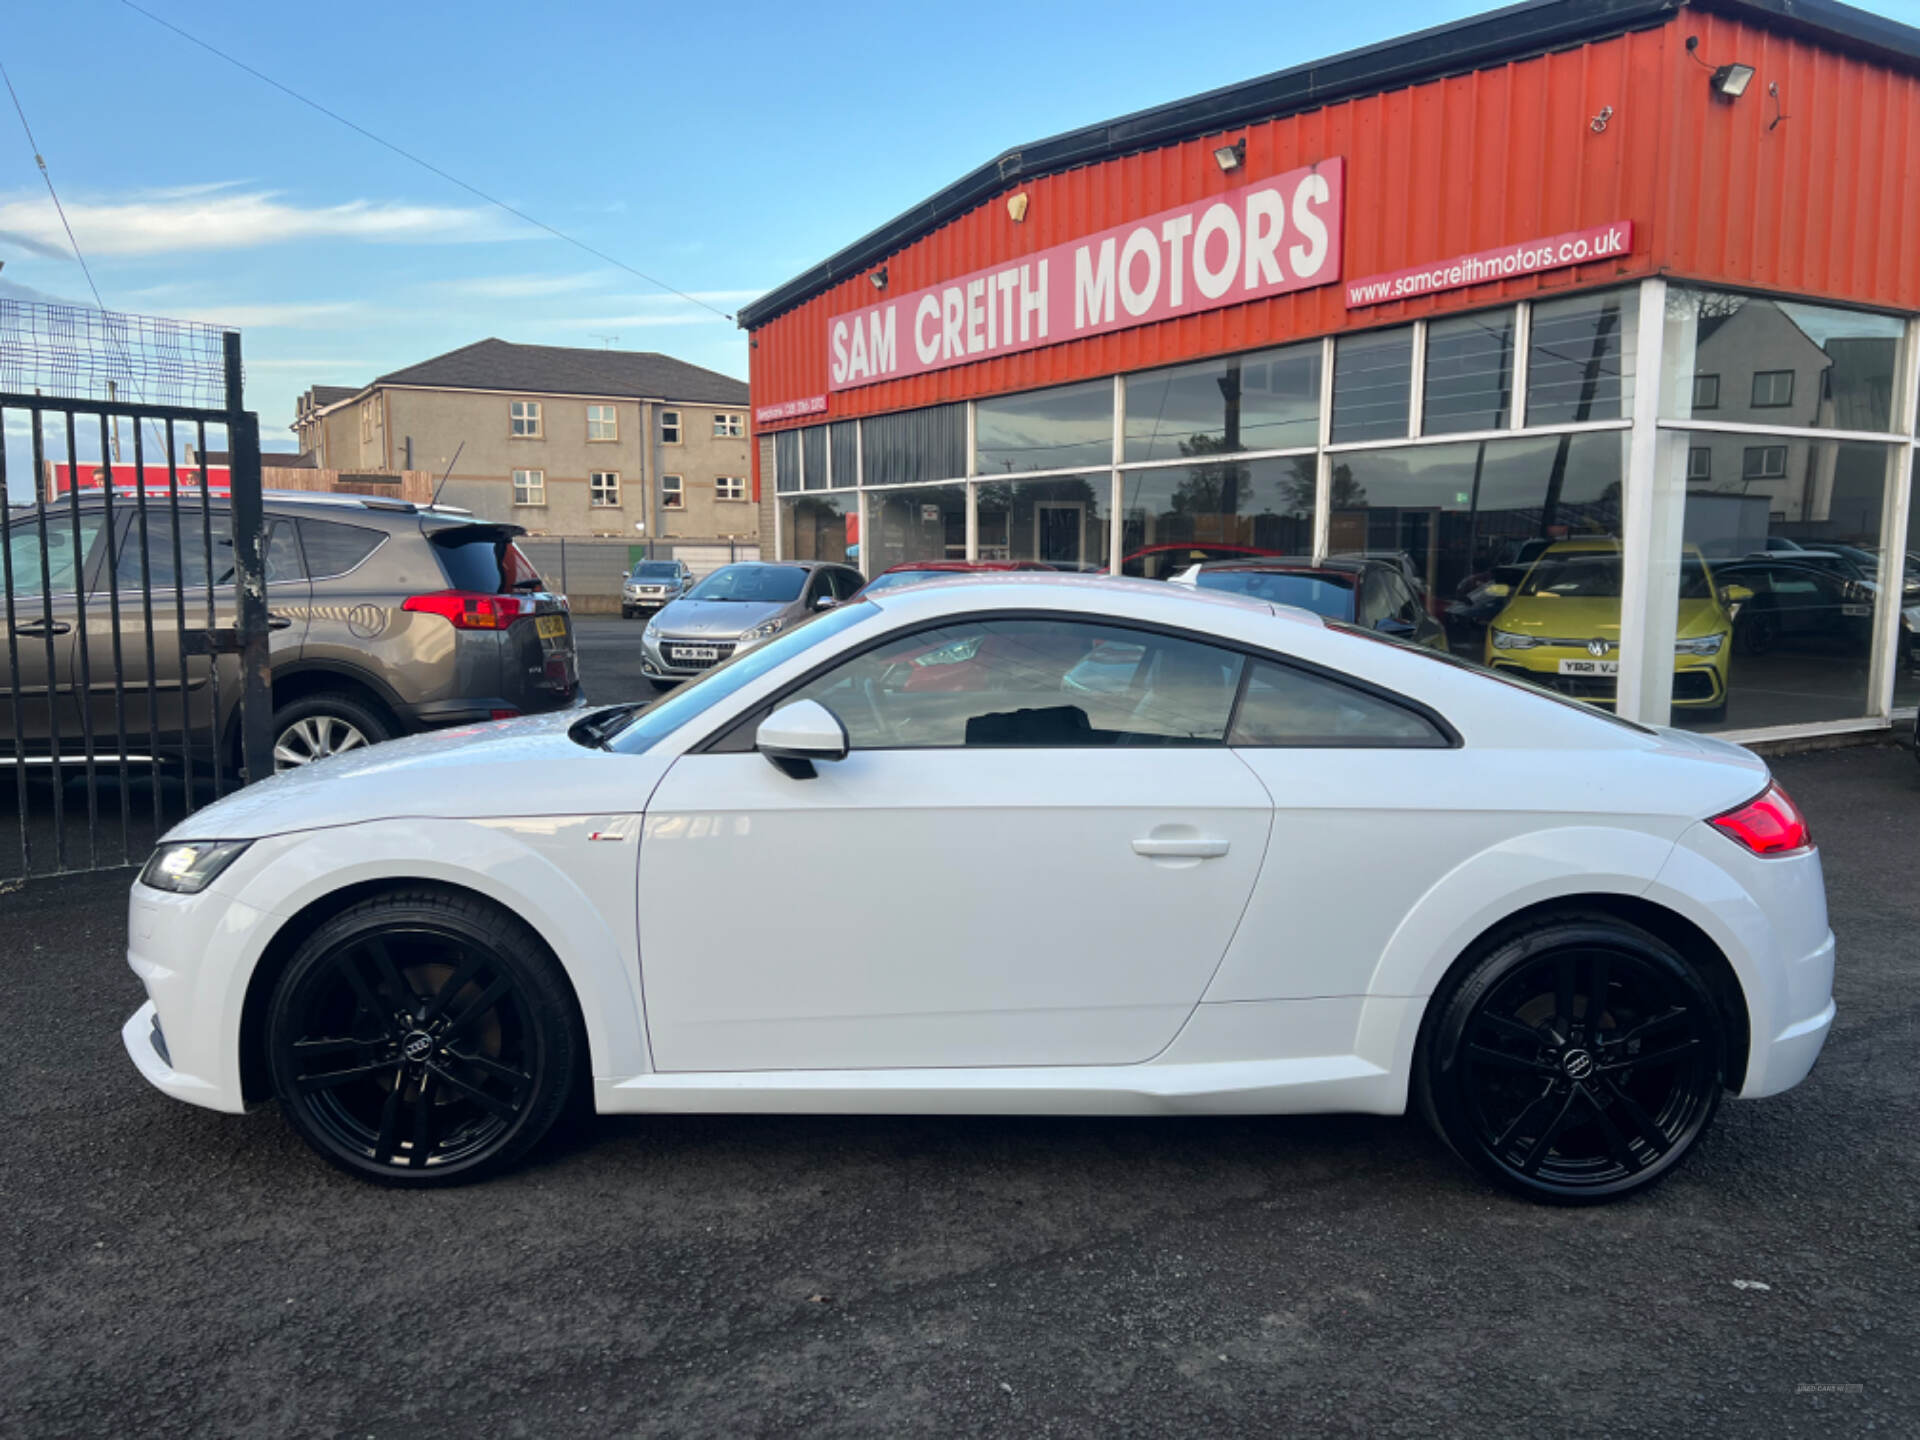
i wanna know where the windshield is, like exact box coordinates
[606,601,874,753]
[1518,554,1714,601]
[1194,570,1355,618]
[633,562,681,579]
[685,564,807,604]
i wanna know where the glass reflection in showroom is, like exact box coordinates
[1897,454,1920,712]
[976,474,1111,570]
[974,380,1114,475]
[1527,290,1635,424]
[868,485,967,572]
[1328,433,1623,663]
[1662,288,1905,432]
[1124,343,1321,462]
[781,494,856,565]
[1671,434,1900,730]
[1120,456,1315,578]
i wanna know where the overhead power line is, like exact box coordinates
[118,0,736,324]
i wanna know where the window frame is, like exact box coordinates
[1751,370,1795,409]
[512,467,546,507]
[1741,444,1788,481]
[1687,446,1712,481]
[589,470,621,508]
[510,399,543,438]
[713,412,745,438]
[695,609,1460,755]
[660,409,682,444]
[715,475,748,502]
[660,473,684,509]
[587,404,618,442]
[1692,373,1720,410]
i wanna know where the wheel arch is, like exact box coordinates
[224,663,408,764]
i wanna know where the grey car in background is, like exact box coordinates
[640,560,864,689]
[620,558,693,619]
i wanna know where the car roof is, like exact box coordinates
[1196,555,1372,576]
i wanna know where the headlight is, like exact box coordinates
[643,619,660,641]
[1675,633,1725,656]
[138,840,251,894]
[739,617,787,644]
[1490,628,1539,650]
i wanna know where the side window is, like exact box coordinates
[8,513,108,595]
[115,509,233,591]
[1229,659,1445,747]
[786,619,1245,750]
[299,519,385,579]
[1390,575,1424,625]
[266,521,305,585]
[1358,570,1393,626]
[828,567,862,600]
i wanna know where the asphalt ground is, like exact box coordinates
[2,640,1917,1437]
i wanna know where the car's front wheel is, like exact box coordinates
[1417,913,1725,1204]
[266,888,582,1187]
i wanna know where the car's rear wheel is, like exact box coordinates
[1417,914,1725,1204]
[271,691,391,771]
[266,889,581,1187]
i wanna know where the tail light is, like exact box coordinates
[402,591,533,630]
[1709,782,1811,855]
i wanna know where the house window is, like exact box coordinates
[587,404,617,441]
[590,471,621,507]
[360,400,377,442]
[1751,370,1794,408]
[660,409,682,444]
[1687,446,1712,481]
[1692,373,1720,411]
[1742,445,1788,481]
[661,473,684,509]
[713,412,744,438]
[716,476,747,501]
[512,468,545,505]
[511,400,543,437]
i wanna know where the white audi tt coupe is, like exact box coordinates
[123,576,1834,1203]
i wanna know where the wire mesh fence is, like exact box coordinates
[0,300,236,411]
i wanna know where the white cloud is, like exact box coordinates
[0,187,522,258]
[446,271,613,299]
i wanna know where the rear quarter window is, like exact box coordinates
[299,519,386,579]
[434,534,540,593]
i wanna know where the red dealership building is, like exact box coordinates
[740,0,1920,743]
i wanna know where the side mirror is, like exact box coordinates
[1720,584,1753,605]
[756,699,849,779]
[815,594,840,610]
[1483,582,1511,598]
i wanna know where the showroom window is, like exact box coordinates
[869,484,966,571]
[1895,453,1920,714]
[1124,343,1320,462]
[786,618,1246,749]
[1331,327,1413,442]
[975,380,1113,474]
[829,419,859,487]
[1526,291,1634,425]
[801,424,829,491]
[780,493,856,565]
[863,404,966,487]
[1119,455,1315,578]
[1423,311,1515,435]
[976,474,1112,569]
[774,430,800,493]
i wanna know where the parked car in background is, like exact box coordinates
[620,559,693,619]
[126,573,1833,1203]
[1482,539,1738,720]
[1711,557,1875,657]
[640,560,863,689]
[1123,541,1284,580]
[854,559,1054,598]
[1171,556,1448,650]
[2,491,579,773]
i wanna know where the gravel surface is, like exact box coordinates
[2,742,1915,1438]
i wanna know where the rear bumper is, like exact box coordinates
[398,684,585,729]
[1738,930,1836,1099]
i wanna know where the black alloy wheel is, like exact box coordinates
[266,889,580,1186]
[1418,915,1726,1204]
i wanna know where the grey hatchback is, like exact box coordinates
[2,491,580,773]
[639,560,864,689]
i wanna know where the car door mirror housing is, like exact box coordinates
[815,594,840,611]
[756,699,849,779]
[1720,584,1754,605]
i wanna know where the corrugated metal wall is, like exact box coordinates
[747,13,1920,428]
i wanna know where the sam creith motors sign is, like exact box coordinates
[827,159,1344,392]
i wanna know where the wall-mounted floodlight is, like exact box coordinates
[1213,138,1247,173]
[1710,62,1755,100]
[870,266,888,291]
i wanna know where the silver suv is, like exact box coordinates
[620,558,693,619]
[2,491,580,772]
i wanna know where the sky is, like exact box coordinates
[4,0,1920,484]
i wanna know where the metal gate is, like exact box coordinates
[1,300,271,880]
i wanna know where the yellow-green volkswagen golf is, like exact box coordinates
[1482,539,1736,719]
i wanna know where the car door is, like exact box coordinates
[636,615,1275,1072]
[1,507,110,751]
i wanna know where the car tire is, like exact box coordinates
[647,677,677,693]
[1735,605,1778,657]
[265,887,583,1188]
[270,691,392,772]
[1415,912,1725,1205]
[621,606,634,619]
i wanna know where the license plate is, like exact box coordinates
[1841,604,1872,618]
[1558,659,1619,676]
[674,646,719,661]
[535,615,567,640]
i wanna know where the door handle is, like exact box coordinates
[1132,836,1230,859]
[267,614,293,630]
[15,620,71,637]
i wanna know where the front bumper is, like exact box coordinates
[1486,651,1726,708]
[641,632,741,680]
